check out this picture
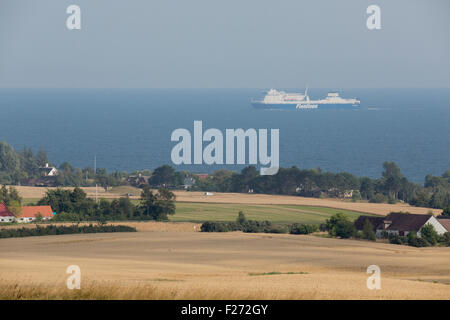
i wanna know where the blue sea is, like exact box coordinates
[0,88,449,183]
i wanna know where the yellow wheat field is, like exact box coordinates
[0,230,449,300]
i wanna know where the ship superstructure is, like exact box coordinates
[252,89,360,110]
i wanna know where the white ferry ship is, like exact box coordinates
[251,89,360,110]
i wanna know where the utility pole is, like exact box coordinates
[94,155,98,203]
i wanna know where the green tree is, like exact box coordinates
[237,211,246,225]
[138,186,175,220]
[0,185,22,206]
[381,162,404,200]
[420,224,438,246]
[0,141,21,183]
[149,165,177,187]
[442,207,450,216]
[36,148,49,167]
[8,200,22,218]
[352,190,361,202]
[326,213,350,237]
[362,218,376,241]
[335,220,356,238]
[154,188,176,220]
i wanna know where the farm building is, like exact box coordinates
[39,163,59,177]
[0,203,15,223]
[437,217,450,232]
[355,213,448,238]
[354,216,385,232]
[16,206,54,223]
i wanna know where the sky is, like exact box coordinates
[0,0,449,88]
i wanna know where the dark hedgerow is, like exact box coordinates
[200,221,241,232]
[200,212,316,235]
[0,224,136,239]
[289,223,319,235]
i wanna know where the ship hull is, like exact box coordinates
[252,102,359,110]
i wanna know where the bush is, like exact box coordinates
[362,218,376,241]
[407,231,430,247]
[388,234,402,245]
[351,191,361,202]
[369,193,387,203]
[267,225,289,234]
[442,207,450,216]
[335,220,356,238]
[420,224,438,246]
[326,213,350,237]
[236,211,247,225]
[387,196,397,204]
[289,223,318,235]
[200,221,241,232]
[241,220,272,233]
[438,232,450,246]
[52,212,86,222]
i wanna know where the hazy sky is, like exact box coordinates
[1,0,449,88]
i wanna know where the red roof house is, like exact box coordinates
[0,203,15,222]
[19,206,54,219]
[0,203,14,217]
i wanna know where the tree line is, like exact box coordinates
[190,163,450,211]
[1,140,449,211]
[36,186,175,222]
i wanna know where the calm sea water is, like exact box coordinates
[0,88,449,183]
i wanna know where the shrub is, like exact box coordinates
[236,211,247,225]
[369,193,387,203]
[362,218,376,241]
[389,234,402,245]
[442,207,450,216]
[387,196,397,204]
[267,225,289,234]
[289,223,318,235]
[351,191,361,202]
[200,221,241,232]
[241,220,272,233]
[420,224,438,246]
[325,213,350,237]
[335,220,356,238]
[407,231,430,247]
[438,232,450,246]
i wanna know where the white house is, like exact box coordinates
[376,212,447,237]
[355,213,448,238]
[40,163,59,177]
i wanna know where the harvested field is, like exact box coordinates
[0,230,449,299]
